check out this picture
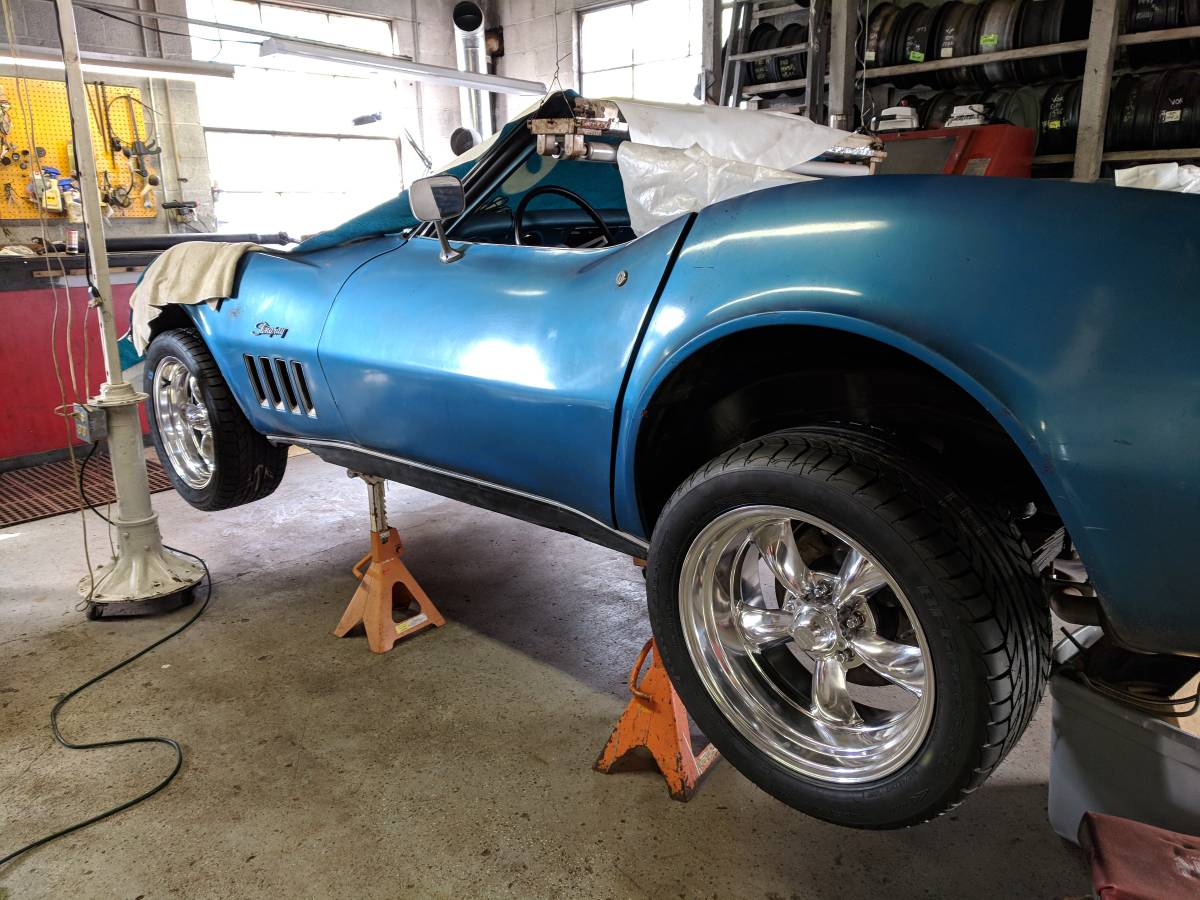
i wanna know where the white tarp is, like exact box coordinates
[1114,162,1200,193]
[617,142,812,236]
[615,99,851,172]
[610,99,850,235]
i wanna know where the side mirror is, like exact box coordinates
[410,175,466,264]
[409,174,464,222]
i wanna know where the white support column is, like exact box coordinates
[55,0,203,609]
[1073,0,1121,181]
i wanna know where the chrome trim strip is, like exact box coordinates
[269,434,650,553]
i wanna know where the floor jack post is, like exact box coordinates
[594,638,720,801]
[55,0,202,616]
[333,473,444,653]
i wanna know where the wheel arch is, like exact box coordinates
[624,317,1078,557]
[143,304,267,427]
[146,303,196,344]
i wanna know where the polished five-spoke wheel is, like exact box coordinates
[153,356,215,490]
[145,328,287,510]
[647,428,1050,828]
[680,506,933,783]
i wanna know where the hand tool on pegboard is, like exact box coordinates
[0,84,12,160]
[0,75,156,220]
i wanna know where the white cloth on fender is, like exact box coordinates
[616,142,813,236]
[130,241,261,354]
[1114,162,1200,193]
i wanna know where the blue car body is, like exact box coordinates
[179,110,1199,657]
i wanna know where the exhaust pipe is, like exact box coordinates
[452,1,494,146]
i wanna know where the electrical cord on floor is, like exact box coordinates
[0,448,213,870]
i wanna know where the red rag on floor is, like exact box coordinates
[1080,812,1200,900]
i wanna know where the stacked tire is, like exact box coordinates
[863,0,1090,90]
[1035,69,1200,154]
[742,20,809,97]
[1125,0,1200,67]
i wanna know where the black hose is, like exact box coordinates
[0,445,212,870]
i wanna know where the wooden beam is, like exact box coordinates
[827,0,857,129]
[1073,0,1121,181]
[1035,146,1200,165]
[701,0,723,103]
[803,0,828,120]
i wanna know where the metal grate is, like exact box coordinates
[243,354,316,417]
[0,451,174,528]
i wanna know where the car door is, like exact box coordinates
[317,217,691,526]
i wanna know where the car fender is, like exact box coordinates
[614,175,1200,654]
[182,235,408,438]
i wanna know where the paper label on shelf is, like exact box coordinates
[980,33,999,47]
[909,50,925,62]
[941,46,955,58]
[865,50,876,61]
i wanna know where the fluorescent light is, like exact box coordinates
[258,37,545,95]
[0,43,234,82]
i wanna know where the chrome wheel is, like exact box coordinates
[678,505,935,784]
[152,356,214,489]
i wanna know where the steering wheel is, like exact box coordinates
[514,185,615,247]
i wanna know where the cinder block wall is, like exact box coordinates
[491,0,579,123]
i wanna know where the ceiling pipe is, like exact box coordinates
[452,1,494,147]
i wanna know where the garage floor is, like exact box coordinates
[1,451,1088,898]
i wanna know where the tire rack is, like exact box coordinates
[720,1,831,121]
[708,0,1200,181]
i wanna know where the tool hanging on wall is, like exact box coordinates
[29,165,63,212]
[108,92,161,210]
[0,75,157,220]
[0,85,12,161]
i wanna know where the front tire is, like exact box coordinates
[646,427,1050,829]
[145,328,287,510]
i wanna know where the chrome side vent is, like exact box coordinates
[258,356,283,408]
[244,354,266,405]
[242,354,316,417]
[275,357,299,412]
[292,361,316,416]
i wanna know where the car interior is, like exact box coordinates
[448,138,635,249]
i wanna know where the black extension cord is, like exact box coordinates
[0,444,212,869]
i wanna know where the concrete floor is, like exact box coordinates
[1,451,1088,898]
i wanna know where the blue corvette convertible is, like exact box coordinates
[140,95,1199,829]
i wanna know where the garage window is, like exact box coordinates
[578,0,703,104]
[187,0,404,237]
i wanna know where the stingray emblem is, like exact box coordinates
[253,321,289,338]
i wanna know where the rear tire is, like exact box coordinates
[646,427,1050,828]
[145,327,287,511]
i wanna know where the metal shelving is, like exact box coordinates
[707,0,1200,181]
[719,0,829,121]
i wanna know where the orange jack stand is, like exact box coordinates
[594,638,720,801]
[333,474,444,653]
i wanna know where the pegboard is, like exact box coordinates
[0,75,157,221]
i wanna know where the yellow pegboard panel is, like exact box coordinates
[0,75,157,221]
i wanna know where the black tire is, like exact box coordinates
[646,427,1050,829]
[144,328,287,510]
